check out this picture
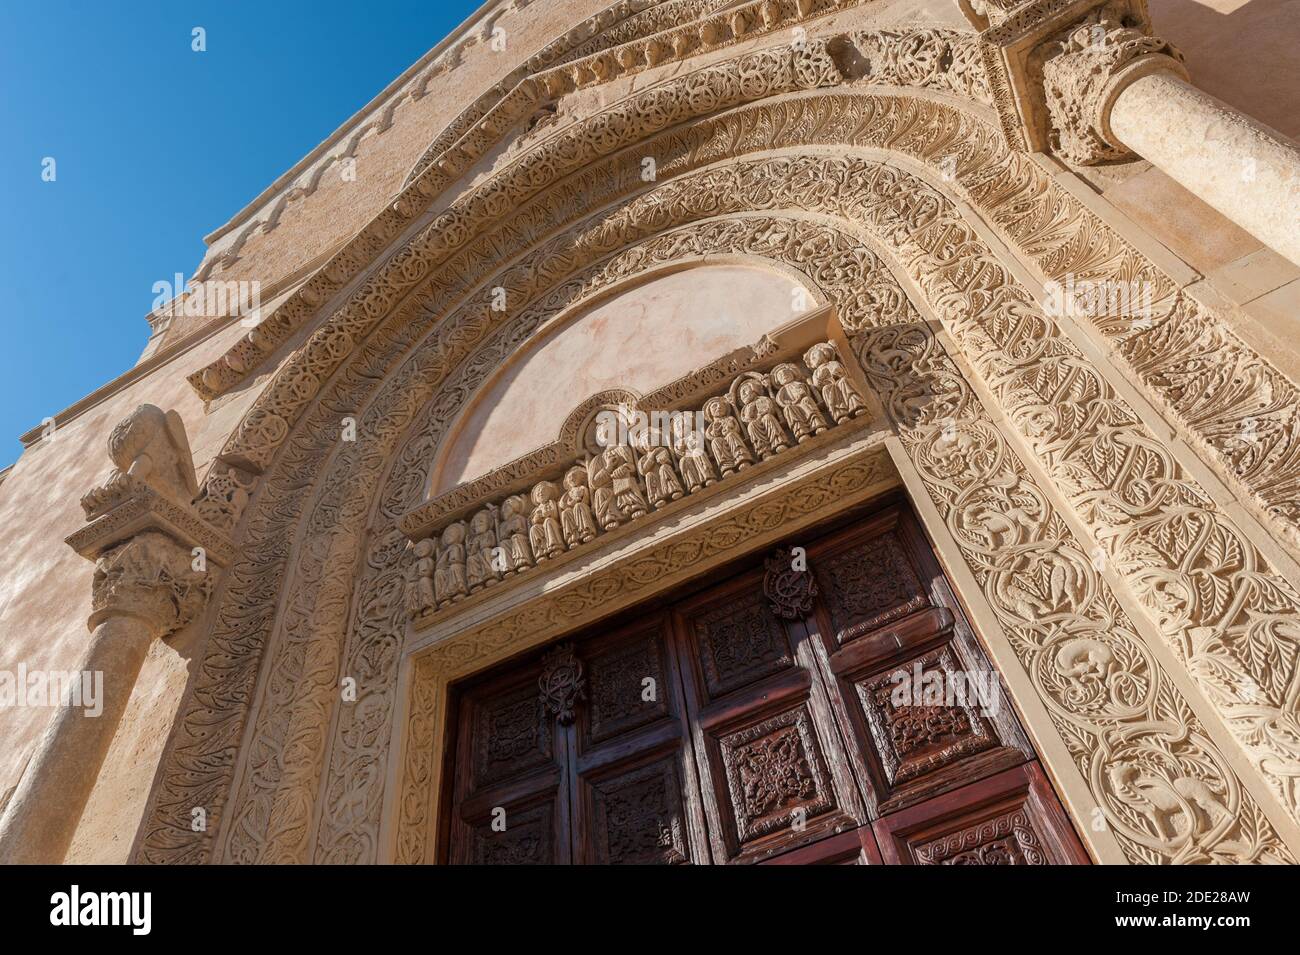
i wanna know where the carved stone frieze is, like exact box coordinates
[403,331,869,623]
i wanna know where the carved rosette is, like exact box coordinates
[763,547,818,620]
[1040,18,1186,164]
[89,531,212,636]
[538,643,586,725]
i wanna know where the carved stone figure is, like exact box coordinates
[465,505,502,592]
[671,414,717,492]
[734,375,790,458]
[633,429,684,509]
[81,404,200,519]
[497,494,534,575]
[528,480,565,561]
[771,363,828,441]
[805,342,868,424]
[433,522,468,607]
[560,466,598,547]
[703,396,754,476]
[607,444,649,522]
[586,450,619,530]
[406,538,436,616]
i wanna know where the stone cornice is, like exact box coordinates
[66,482,235,568]
[193,0,693,282]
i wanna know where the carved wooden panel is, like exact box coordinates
[716,703,837,845]
[469,681,554,790]
[583,625,671,746]
[873,763,1091,865]
[442,500,1086,865]
[467,799,558,866]
[585,757,690,865]
[672,568,868,864]
[811,509,929,645]
[807,505,1034,814]
[854,643,1000,787]
[686,586,796,701]
[447,660,569,865]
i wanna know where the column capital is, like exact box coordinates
[88,531,211,635]
[66,403,234,635]
[964,0,1187,164]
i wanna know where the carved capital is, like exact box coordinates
[971,0,1187,162]
[69,404,231,636]
[1040,18,1185,163]
[89,531,212,635]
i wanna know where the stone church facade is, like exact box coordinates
[1,0,1299,864]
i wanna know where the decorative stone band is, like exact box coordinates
[184,21,993,405]
[401,310,876,625]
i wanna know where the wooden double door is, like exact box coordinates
[442,499,1089,865]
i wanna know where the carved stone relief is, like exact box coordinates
[136,49,1300,869]
[403,338,866,621]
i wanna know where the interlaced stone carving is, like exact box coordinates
[136,50,1300,870]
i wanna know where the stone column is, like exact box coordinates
[0,532,209,864]
[974,2,1300,268]
[1108,73,1300,267]
[1040,19,1300,267]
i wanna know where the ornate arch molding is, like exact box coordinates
[199,70,1300,565]
[380,198,1297,866]
[137,73,1300,864]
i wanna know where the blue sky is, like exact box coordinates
[0,0,480,468]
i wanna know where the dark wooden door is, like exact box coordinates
[443,498,1089,865]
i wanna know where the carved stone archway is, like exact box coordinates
[133,37,1300,867]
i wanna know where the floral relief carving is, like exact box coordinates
[137,52,1300,870]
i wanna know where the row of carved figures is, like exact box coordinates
[406,341,867,616]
